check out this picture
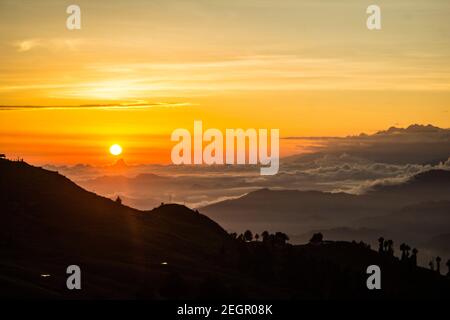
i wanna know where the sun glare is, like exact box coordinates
[109,144,123,156]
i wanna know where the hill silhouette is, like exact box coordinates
[0,159,449,299]
[366,169,450,197]
[201,169,450,235]
[0,158,233,298]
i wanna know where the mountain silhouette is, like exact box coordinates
[1,158,449,299]
[375,124,448,135]
[367,169,450,195]
[201,169,450,233]
[201,169,450,266]
[360,200,450,237]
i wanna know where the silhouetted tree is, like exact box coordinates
[436,256,441,274]
[261,231,269,242]
[405,245,411,258]
[115,196,122,205]
[387,240,394,256]
[229,232,237,240]
[310,233,323,245]
[268,234,276,245]
[275,232,289,246]
[243,230,253,242]
[400,243,407,261]
[378,237,384,253]
[237,234,244,242]
[446,259,450,277]
[429,259,435,271]
[254,233,259,242]
[411,248,418,267]
[359,242,371,249]
[383,240,389,253]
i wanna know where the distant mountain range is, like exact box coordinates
[39,124,450,211]
[202,169,450,230]
[374,124,449,136]
[1,158,449,299]
[201,169,450,264]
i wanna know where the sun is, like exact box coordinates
[109,144,123,156]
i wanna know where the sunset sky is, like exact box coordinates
[0,0,449,164]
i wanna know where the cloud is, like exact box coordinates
[42,124,450,208]
[0,101,194,110]
[50,153,450,209]
[348,157,450,194]
[13,39,42,52]
[12,38,84,53]
[76,55,450,92]
[284,124,450,165]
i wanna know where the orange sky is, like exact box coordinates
[0,0,449,165]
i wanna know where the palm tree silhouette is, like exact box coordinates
[446,259,450,277]
[261,231,269,242]
[405,245,411,258]
[411,248,418,266]
[400,243,407,261]
[378,237,384,253]
[387,240,394,256]
[436,256,441,274]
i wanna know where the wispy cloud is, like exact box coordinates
[0,101,194,110]
[13,39,42,52]
[12,38,84,52]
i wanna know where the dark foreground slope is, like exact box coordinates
[0,159,449,299]
[0,159,235,299]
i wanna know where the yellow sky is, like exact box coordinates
[0,0,449,164]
